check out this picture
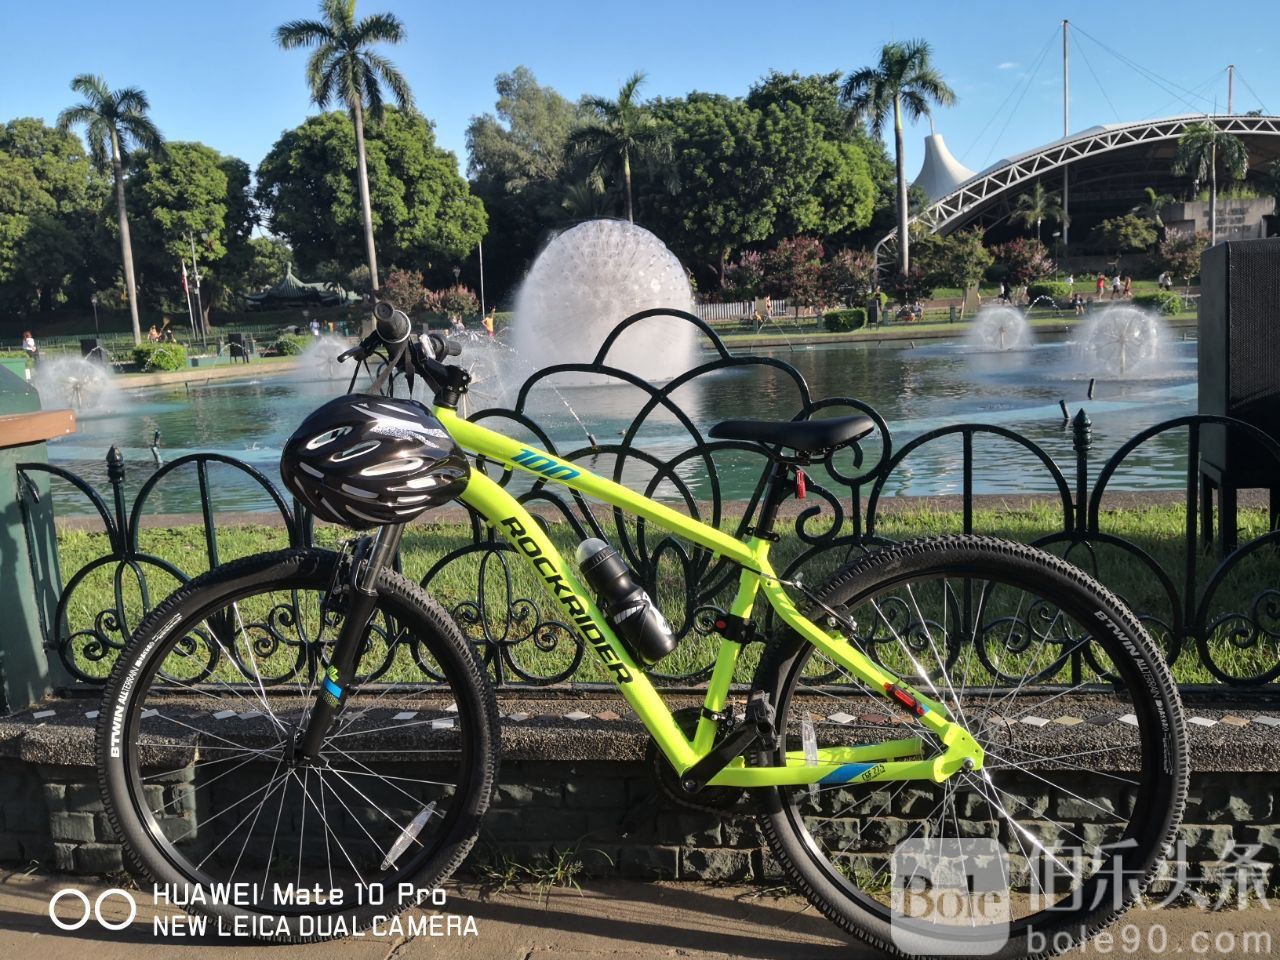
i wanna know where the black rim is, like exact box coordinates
[114,560,481,915]
[772,559,1173,940]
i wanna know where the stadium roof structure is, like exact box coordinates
[887,113,1280,254]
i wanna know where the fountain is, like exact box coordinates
[1079,305,1167,377]
[511,219,697,383]
[294,335,357,381]
[33,357,122,413]
[967,305,1033,352]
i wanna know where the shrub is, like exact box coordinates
[425,284,479,318]
[1026,281,1070,302]
[380,269,426,313]
[994,238,1055,287]
[823,308,867,332]
[1133,291,1182,316]
[132,342,188,371]
[273,334,312,356]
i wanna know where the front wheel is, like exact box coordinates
[755,536,1187,959]
[97,548,499,941]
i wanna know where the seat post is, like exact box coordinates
[752,458,794,540]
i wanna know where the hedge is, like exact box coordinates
[132,342,188,371]
[823,308,867,332]
[1026,281,1071,302]
[273,334,312,356]
[1132,291,1182,316]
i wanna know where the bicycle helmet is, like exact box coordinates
[281,395,469,529]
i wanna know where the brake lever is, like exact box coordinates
[337,332,381,363]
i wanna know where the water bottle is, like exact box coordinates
[576,538,677,666]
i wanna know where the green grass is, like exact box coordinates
[54,501,1276,687]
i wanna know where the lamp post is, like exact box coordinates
[452,265,461,286]
[90,293,100,338]
[478,239,486,317]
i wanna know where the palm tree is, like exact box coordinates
[569,72,665,223]
[1132,186,1172,225]
[1132,186,1173,243]
[1172,122,1248,245]
[276,0,414,292]
[842,40,955,277]
[57,75,163,346]
[561,178,612,220]
[1010,183,1067,242]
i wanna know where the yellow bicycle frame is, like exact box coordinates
[436,407,983,788]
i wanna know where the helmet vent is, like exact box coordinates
[304,426,351,450]
[361,457,425,477]
[340,483,379,499]
[330,440,381,462]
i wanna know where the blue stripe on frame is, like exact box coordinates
[818,762,875,784]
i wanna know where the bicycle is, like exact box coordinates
[97,302,1188,957]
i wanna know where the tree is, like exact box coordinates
[256,109,486,280]
[841,40,955,277]
[1157,230,1209,290]
[1172,122,1248,245]
[764,237,826,310]
[917,229,993,312]
[466,67,586,300]
[126,143,230,306]
[1010,183,1066,242]
[722,250,766,300]
[467,66,583,187]
[0,119,111,316]
[1132,186,1172,227]
[560,178,612,219]
[233,236,293,295]
[57,74,164,344]
[379,267,425,313]
[747,71,895,249]
[568,71,666,222]
[276,0,414,291]
[1091,214,1158,260]
[995,238,1054,289]
[641,94,776,285]
[822,247,877,306]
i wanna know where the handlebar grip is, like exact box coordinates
[372,300,410,344]
[425,334,463,361]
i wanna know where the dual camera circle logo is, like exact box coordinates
[48,887,137,931]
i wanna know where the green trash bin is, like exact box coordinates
[0,365,72,713]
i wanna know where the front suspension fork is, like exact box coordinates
[297,524,404,761]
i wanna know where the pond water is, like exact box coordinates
[42,331,1198,518]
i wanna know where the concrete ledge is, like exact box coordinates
[3,689,1280,770]
[2,690,1277,882]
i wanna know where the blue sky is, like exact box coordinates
[2,1,1276,178]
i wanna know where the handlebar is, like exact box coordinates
[336,300,467,403]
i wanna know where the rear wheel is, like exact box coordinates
[98,548,499,941]
[755,536,1187,959]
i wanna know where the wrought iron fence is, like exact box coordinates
[16,309,1280,690]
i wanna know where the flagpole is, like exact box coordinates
[181,261,197,341]
[189,234,207,349]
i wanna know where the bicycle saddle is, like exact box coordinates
[709,414,875,454]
